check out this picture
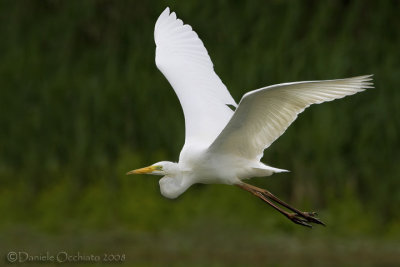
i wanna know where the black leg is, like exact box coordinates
[236,182,325,227]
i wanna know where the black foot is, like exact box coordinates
[287,212,326,228]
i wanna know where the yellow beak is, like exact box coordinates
[126,165,157,175]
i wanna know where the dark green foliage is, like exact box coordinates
[0,0,399,263]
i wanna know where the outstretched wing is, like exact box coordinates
[155,8,237,149]
[208,75,373,160]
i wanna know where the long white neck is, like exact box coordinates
[158,162,191,199]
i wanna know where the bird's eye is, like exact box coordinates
[155,166,163,171]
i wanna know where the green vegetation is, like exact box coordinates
[0,0,399,265]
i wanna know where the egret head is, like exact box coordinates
[126,161,178,176]
[127,161,188,199]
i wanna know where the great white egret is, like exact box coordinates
[127,7,373,227]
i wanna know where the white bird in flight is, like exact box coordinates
[127,7,373,227]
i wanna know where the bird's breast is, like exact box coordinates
[179,151,243,185]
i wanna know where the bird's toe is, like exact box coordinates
[303,212,326,226]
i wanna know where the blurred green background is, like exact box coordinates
[1,0,399,266]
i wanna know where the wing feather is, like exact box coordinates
[208,75,373,160]
[155,8,237,149]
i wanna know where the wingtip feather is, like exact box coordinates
[170,11,177,20]
[359,74,374,89]
[159,7,171,21]
[155,7,170,31]
[162,7,170,16]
